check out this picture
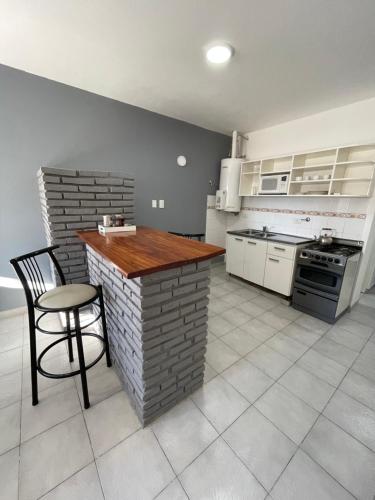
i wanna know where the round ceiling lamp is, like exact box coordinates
[177,155,187,167]
[206,43,234,64]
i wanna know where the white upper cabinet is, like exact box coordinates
[239,142,375,198]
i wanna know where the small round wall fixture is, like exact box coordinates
[177,155,187,167]
[206,43,234,64]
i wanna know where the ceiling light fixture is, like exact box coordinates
[206,43,234,64]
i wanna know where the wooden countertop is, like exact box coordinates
[77,226,225,279]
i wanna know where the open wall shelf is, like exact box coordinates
[239,142,375,198]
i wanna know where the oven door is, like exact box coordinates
[295,261,344,296]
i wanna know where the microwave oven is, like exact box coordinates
[259,173,289,195]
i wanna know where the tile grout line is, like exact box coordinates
[213,319,327,494]
[35,462,96,500]
[269,322,374,498]
[150,427,192,500]
[206,278,368,496]
[75,373,107,500]
[206,305,290,377]
[338,369,375,412]
[93,424,142,461]
[255,320,362,496]
[310,334,375,455]
[185,312,305,494]
[265,340,359,497]
[4,272,375,499]
[187,304,292,494]
[107,270,374,497]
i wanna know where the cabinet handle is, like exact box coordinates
[247,240,256,245]
[269,257,279,262]
[274,246,286,251]
[235,238,243,242]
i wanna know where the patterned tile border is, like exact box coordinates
[207,206,366,219]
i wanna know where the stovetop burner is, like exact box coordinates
[300,239,362,267]
[306,243,360,257]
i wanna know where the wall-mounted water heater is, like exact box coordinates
[215,131,246,212]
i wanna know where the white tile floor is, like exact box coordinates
[1,262,375,499]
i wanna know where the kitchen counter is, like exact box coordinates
[77,226,225,425]
[227,229,314,246]
[77,226,225,278]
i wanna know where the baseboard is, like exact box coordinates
[0,306,27,319]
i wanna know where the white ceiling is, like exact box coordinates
[1,0,375,134]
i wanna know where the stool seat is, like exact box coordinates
[36,284,97,310]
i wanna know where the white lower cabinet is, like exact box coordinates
[226,235,245,277]
[263,255,294,296]
[226,234,298,296]
[243,239,267,286]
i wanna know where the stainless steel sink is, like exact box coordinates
[237,229,277,238]
[253,231,277,238]
[236,230,255,236]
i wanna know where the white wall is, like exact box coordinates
[245,97,375,160]
[206,96,375,303]
[205,195,227,247]
[245,97,375,302]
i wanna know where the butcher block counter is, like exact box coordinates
[77,226,225,425]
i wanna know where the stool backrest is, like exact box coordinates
[10,245,66,307]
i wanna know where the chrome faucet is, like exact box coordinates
[262,226,268,233]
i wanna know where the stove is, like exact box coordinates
[292,238,363,323]
[299,242,362,267]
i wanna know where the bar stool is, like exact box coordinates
[10,244,111,409]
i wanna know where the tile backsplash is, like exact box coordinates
[206,195,369,247]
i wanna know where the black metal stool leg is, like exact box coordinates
[98,285,112,368]
[65,311,74,363]
[28,310,38,406]
[73,308,90,409]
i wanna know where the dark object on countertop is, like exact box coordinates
[10,245,112,409]
[169,231,205,241]
[113,214,125,227]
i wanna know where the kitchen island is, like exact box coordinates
[77,226,225,425]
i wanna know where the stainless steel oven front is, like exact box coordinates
[294,261,345,296]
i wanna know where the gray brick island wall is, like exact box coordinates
[37,167,135,285]
[80,228,224,425]
[86,245,212,425]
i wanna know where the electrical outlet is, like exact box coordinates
[159,200,165,209]
[152,200,157,208]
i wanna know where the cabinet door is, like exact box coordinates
[243,239,267,286]
[263,255,295,296]
[226,235,245,277]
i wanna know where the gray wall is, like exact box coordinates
[0,64,230,311]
